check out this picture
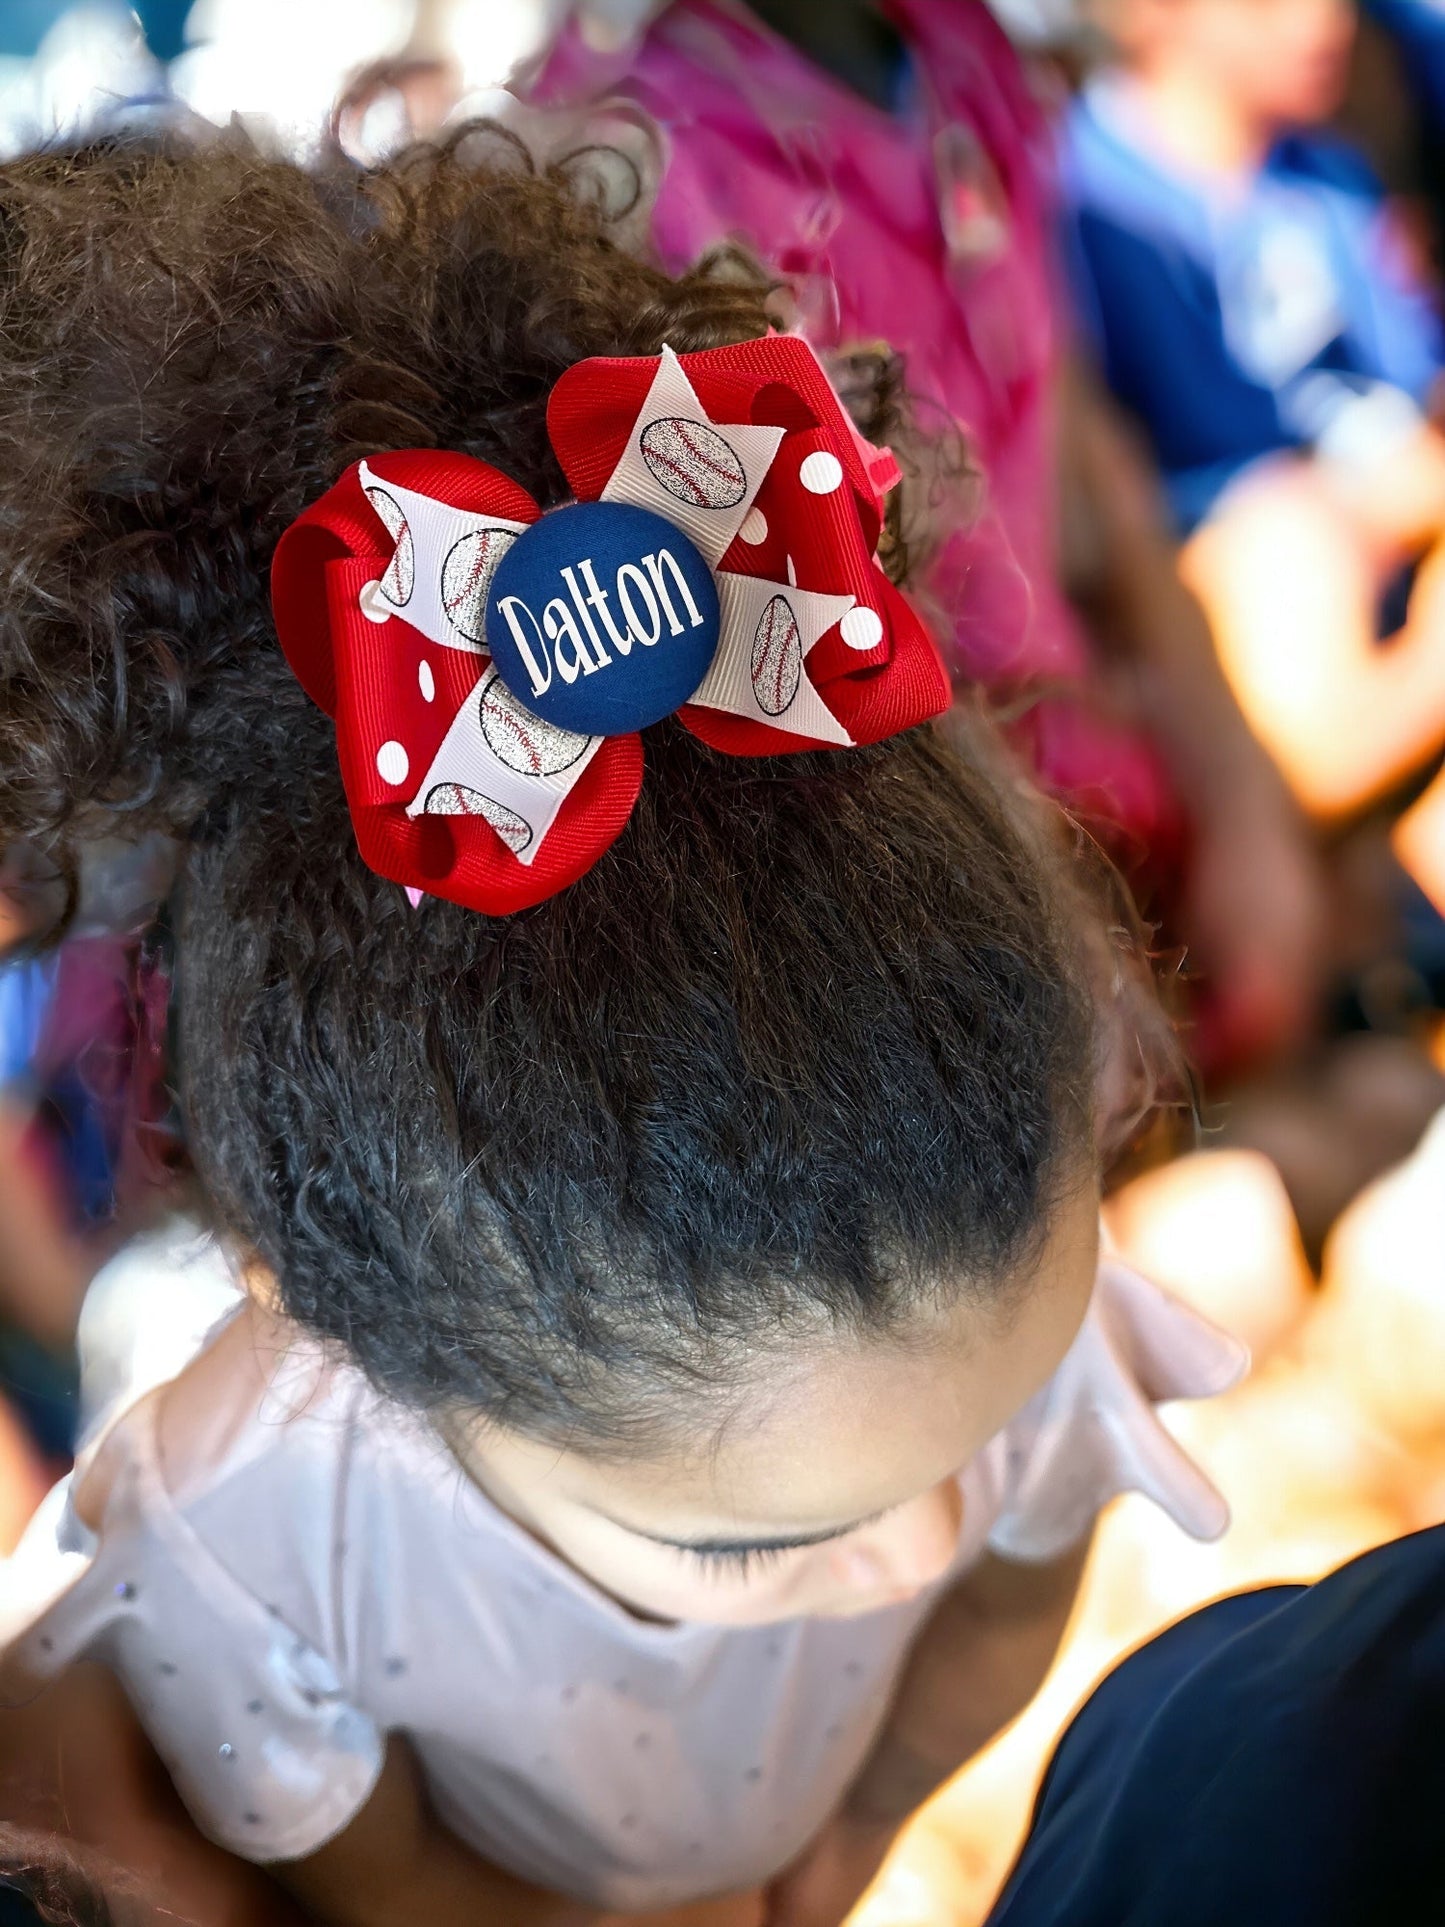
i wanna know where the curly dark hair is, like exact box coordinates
[0,126,1105,1450]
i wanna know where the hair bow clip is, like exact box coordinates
[271,334,950,914]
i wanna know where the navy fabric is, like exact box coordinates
[0,953,109,1459]
[0,1326,79,1461]
[0,1888,51,1926]
[0,1892,47,1926]
[1061,81,1444,531]
[988,1524,1445,1925]
[487,502,720,737]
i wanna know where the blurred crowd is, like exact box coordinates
[1,1,1445,1922]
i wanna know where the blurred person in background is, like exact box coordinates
[0,837,177,1470]
[1336,1,1445,932]
[0,846,85,1327]
[0,850,66,1550]
[0,845,100,1477]
[516,0,1330,1087]
[1057,0,1445,1236]
[1063,0,1445,821]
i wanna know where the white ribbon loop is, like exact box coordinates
[600,345,785,567]
[698,574,855,745]
[405,666,602,867]
[357,463,598,861]
[357,462,528,655]
[597,344,862,746]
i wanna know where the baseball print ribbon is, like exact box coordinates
[271,333,950,914]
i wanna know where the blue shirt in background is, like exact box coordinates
[0,951,114,1228]
[0,954,57,1091]
[1061,77,1445,531]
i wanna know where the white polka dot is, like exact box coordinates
[358,579,392,624]
[786,555,798,587]
[800,451,843,495]
[840,606,884,651]
[376,741,409,786]
[418,660,436,703]
[739,507,768,545]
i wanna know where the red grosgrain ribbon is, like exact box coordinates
[270,337,950,915]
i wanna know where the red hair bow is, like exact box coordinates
[271,334,949,914]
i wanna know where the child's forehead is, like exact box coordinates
[478,1186,1100,1542]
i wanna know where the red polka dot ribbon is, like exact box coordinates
[270,334,950,914]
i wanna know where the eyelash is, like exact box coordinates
[681,1544,793,1581]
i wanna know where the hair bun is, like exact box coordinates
[0,126,775,888]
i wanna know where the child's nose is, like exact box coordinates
[838,1481,964,1595]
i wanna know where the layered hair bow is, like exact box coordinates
[271,333,949,914]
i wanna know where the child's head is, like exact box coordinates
[0,132,1130,1623]
[1098,0,1355,135]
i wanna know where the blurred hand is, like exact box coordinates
[761,1814,897,1927]
[1319,419,1445,562]
[1182,463,1445,817]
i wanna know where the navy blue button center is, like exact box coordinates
[485,500,720,737]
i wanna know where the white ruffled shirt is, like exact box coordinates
[0,1223,1244,1913]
